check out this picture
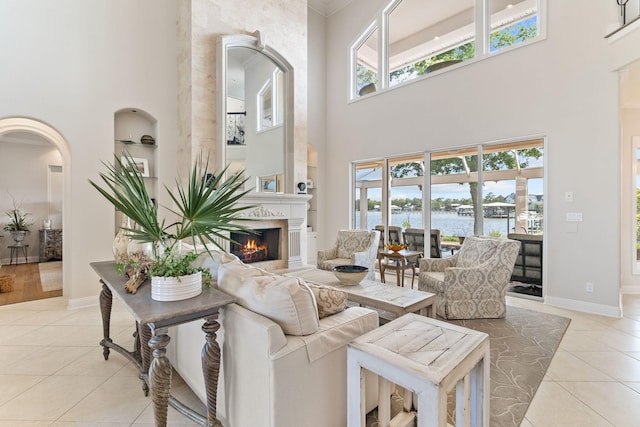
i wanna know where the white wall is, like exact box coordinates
[307,9,327,233]
[318,0,625,315]
[0,0,178,305]
[0,142,62,263]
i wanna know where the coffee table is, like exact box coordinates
[290,268,436,320]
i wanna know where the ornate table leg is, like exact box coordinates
[139,322,152,397]
[202,315,223,427]
[149,328,172,427]
[99,281,113,360]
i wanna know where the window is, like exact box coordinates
[353,160,384,229]
[389,155,425,229]
[388,0,475,87]
[351,0,544,98]
[257,69,283,130]
[490,0,539,52]
[354,24,380,97]
[429,140,543,239]
[352,138,544,255]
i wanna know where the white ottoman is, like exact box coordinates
[347,313,490,427]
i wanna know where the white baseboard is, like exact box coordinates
[67,295,99,310]
[545,295,622,318]
[621,285,640,294]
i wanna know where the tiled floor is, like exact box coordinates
[1,293,640,426]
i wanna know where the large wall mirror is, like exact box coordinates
[217,33,294,193]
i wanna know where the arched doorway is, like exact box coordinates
[0,117,70,299]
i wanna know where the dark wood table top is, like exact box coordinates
[91,261,235,329]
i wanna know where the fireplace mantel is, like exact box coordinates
[237,192,312,216]
[236,192,312,268]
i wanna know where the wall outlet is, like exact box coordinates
[565,191,574,202]
[586,282,594,293]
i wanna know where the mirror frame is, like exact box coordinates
[217,33,295,193]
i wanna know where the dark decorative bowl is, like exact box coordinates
[332,265,368,285]
[140,134,156,145]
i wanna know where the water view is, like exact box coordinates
[357,210,517,238]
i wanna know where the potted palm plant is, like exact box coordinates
[89,154,255,301]
[3,199,32,246]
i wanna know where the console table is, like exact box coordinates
[91,261,235,427]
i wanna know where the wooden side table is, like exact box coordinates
[91,261,235,427]
[378,249,422,288]
[348,313,490,427]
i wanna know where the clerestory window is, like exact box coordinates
[352,0,545,98]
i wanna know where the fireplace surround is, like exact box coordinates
[226,192,311,270]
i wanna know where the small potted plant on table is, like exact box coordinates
[3,199,32,246]
[89,154,255,301]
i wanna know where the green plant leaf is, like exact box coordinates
[89,152,257,276]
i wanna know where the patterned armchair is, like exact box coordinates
[418,236,520,319]
[317,230,381,281]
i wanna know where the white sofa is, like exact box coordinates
[171,251,380,427]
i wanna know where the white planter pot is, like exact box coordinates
[151,272,202,302]
[10,230,27,245]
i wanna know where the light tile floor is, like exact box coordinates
[1,293,640,426]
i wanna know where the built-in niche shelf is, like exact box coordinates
[114,108,158,233]
[306,144,318,231]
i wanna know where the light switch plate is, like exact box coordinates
[566,212,583,222]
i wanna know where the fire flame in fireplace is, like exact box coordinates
[237,239,268,262]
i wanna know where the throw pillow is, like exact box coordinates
[218,263,319,336]
[307,282,348,319]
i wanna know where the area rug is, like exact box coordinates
[38,261,62,292]
[366,305,570,427]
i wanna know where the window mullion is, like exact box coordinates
[477,0,489,58]
[379,14,388,90]
[382,159,390,240]
[476,144,484,235]
[424,151,432,256]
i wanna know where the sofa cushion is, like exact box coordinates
[456,237,499,268]
[218,262,320,336]
[307,283,348,319]
[336,230,374,259]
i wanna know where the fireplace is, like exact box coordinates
[230,228,281,264]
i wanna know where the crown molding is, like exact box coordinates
[308,0,352,17]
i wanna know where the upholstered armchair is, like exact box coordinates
[317,229,381,280]
[418,236,520,319]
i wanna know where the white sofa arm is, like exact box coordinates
[352,250,376,280]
